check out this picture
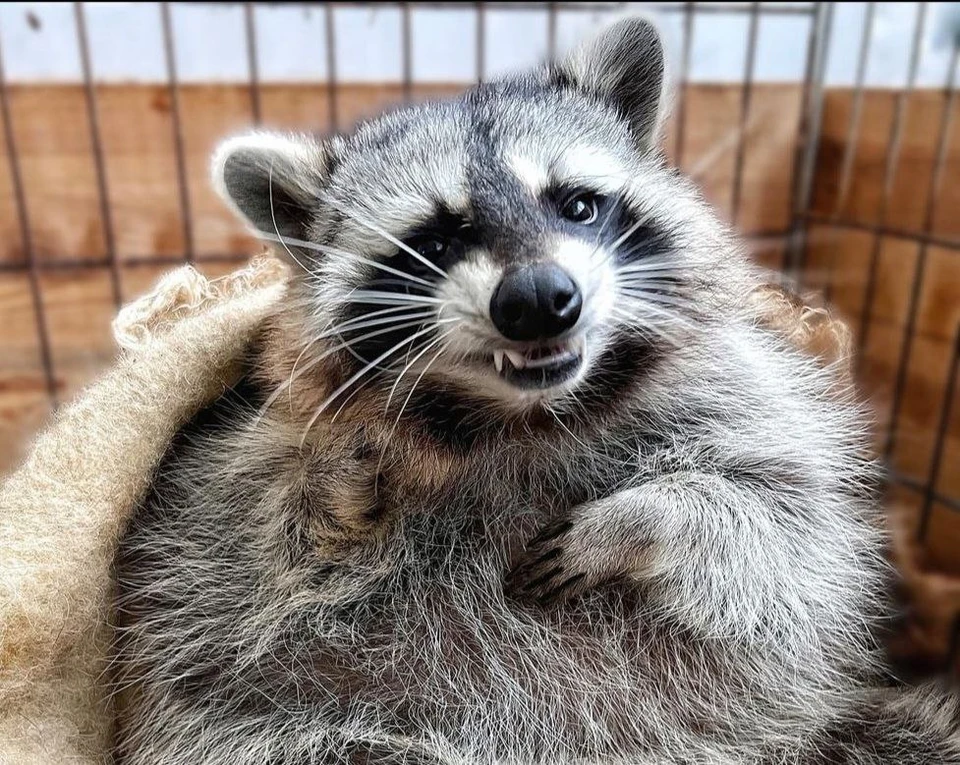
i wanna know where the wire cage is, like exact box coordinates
[0,1,958,675]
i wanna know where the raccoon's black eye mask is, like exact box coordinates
[392,210,474,283]
[552,188,672,267]
[214,15,669,265]
[387,185,666,290]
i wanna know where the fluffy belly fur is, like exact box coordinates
[113,385,808,765]
[112,347,960,765]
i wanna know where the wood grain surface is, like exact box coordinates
[0,84,958,674]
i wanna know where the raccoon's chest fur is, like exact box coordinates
[114,381,757,765]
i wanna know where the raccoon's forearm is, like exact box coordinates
[571,472,871,644]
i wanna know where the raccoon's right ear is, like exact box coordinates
[552,17,669,149]
[212,131,333,246]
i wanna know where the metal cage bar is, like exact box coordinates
[673,1,695,166]
[245,2,263,124]
[402,3,413,103]
[325,4,339,130]
[160,2,196,264]
[821,1,875,303]
[2,5,960,669]
[855,3,929,363]
[916,321,960,542]
[785,1,833,281]
[476,3,486,84]
[0,29,58,406]
[884,41,960,461]
[729,1,760,225]
[74,1,123,307]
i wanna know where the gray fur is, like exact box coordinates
[114,17,960,765]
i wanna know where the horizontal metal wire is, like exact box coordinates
[267,2,816,14]
[802,213,960,254]
[2,4,959,668]
[895,473,960,518]
[0,253,252,273]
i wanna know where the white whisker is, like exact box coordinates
[612,304,697,340]
[616,279,685,292]
[346,290,443,306]
[609,216,653,252]
[257,232,438,291]
[318,309,436,341]
[375,329,457,487]
[392,333,453,424]
[622,293,693,311]
[267,162,311,276]
[616,262,679,275]
[316,304,418,335]
[259,316,438,417]
[285,339,319,415]
[300,321,455,444]
[545,402,590,452]
[618,285,690,302]
[383,328,453,415]
[327,199,449,280]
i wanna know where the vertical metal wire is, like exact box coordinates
[325,4,339,131]
[673,2,695,168]
[884,42,960,461]
[74,1,122,307]
[855,2,929,363]
[160,2,195,264]
[729,2,760,226]
[831,2,875,221]
[547,3,558,63]
[823,1,876,302]
[0,28,58,406]
[476,2,486,85]
[402,3,413,103]
[948,614,960,674]
[916,321,960,543]
[785,1,834,278]
[244,2,262,125]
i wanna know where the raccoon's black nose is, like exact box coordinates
[489,263,582,341]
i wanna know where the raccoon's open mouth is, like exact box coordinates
[491,337,586,390]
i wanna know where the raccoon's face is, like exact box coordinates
[214,19,735,422]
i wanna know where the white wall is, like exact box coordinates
[0,2,957,87]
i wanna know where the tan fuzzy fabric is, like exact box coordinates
[0,268,846,764]
[0,255,288,764]
[887,508,960,678]
[747,283,854,381]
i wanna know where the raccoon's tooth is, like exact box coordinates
[574,336,586,357]
[504,350,526,369]
[493,350,505,373]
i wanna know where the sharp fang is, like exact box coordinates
[504,350,526,369]
[494,350,504,373]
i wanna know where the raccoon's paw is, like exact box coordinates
[506,512,629,606]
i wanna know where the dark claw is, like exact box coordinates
[519,565,564,593]
[539,572,587,606]
[525,520,574,549]
[508,546,562,581]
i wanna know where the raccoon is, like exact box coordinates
[113,17,960,765]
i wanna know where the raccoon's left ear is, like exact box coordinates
[211,131,334,249]
[552,17,669,149]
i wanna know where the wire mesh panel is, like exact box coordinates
[0,0,957,671]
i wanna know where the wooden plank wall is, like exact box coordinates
[0,81,803,468]
[802,89,960,576]
[0,82,957,589]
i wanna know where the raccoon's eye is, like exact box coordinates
[560,193,599,225]
[406,235,448,260]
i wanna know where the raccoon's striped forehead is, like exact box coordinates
[319,81,638,255]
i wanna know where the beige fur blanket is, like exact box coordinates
[0,259,848,763]
[0,256,287,763]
